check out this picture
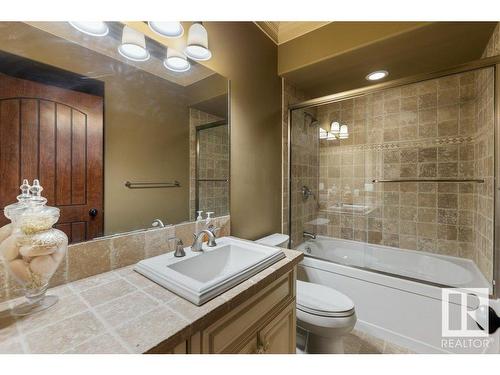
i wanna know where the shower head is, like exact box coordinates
[304,112,319,126]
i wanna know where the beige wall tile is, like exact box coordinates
[67,239,111,282]
[111,232,146,269]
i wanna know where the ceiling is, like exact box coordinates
[281,22,498,98]
[254,21,331,45]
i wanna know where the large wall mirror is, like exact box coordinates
[0,22,230,243]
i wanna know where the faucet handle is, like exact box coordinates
[207,224,221,237]
[174,239,185,257]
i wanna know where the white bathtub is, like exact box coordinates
[296,236,499,354]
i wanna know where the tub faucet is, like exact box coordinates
[192,229,217,252]
[303,231,317,240]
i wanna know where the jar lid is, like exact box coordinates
[3,179,60,226]
[3,179,32,220]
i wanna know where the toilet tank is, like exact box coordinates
[256,233,289,248]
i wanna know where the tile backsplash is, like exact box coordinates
[0,215,230,303]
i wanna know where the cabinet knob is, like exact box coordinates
[255,335,269,354]
[89,208,98,217]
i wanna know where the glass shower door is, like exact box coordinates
[195,122,229,218]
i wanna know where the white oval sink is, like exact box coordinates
[134,236,285,305]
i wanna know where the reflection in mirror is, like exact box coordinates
[0,22,230,243]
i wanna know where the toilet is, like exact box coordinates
[296,280,356,353]
[255,233,290,248]
[256,233,357,354]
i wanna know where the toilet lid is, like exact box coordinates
[297,280,355,317]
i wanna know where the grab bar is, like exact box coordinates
[125,181,180,189]
[372,178,484,183]
[196,179,229,182]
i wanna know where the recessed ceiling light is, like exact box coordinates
[68,21,109,37]
[164,48,190,72]
[118,26,150,62]
[366,70,388,81]
[185,23,212,61]
[148,22,184,38]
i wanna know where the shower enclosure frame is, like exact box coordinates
[287,55,500,299]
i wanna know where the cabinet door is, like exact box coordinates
[201,272,294,353]
[172,341,188,354]
[236,336,259,354]
[258,302,296,354]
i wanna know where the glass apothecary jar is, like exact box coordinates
[0,179,68,316]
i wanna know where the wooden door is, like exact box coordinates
[0,73,104,243]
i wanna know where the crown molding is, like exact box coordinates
[254,21,331,45]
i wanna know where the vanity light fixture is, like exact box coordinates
[339,124,349,139]
[148,22,184,38]
[118,26,150,62]
[319,121,349,140]
[319,127,328,139]
[366,70,388,81]
[68,21,109,37]
[330,121,340,136]
[164,48,191,72]
[185,22,212,61]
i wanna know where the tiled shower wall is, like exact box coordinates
[197,125,230,218]
[289,68,495,283]
[289,107,319,247]
[474,67,494,281]
[474,22,500,281]
[188,108,228,220]
[310,72,479,255]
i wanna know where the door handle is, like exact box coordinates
[89,208,98,217]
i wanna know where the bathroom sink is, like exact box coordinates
[134,236,285,305]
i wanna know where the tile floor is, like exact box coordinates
[343,329,414,354]
[298,327,414,354]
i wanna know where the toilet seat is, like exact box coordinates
[297,280,355,318]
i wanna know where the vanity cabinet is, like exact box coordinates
[187,269,297,354]
[234,302,296,354]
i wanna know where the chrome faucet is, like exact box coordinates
[191,229,217,252]
[303,231,317,240]
[151,219,165,228]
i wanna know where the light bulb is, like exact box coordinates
[148,22,184,38]
[164,48,190,72]
[319,128,328,139]
[118,26,150,62]
[68,22,109,37]
[366,70,388,81]
[330,121,340,135]
[339,125,349,139]
[185,23,212,61]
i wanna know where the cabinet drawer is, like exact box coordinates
[202,270,295,353]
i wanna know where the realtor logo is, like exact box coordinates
[441,288,489,338]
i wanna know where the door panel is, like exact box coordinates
[237,336,258,354]
[0,73,104,243]
[259,302,296,354]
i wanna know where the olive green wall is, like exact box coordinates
[201,22,282,240]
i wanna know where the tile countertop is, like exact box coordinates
[0,249,303,354]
